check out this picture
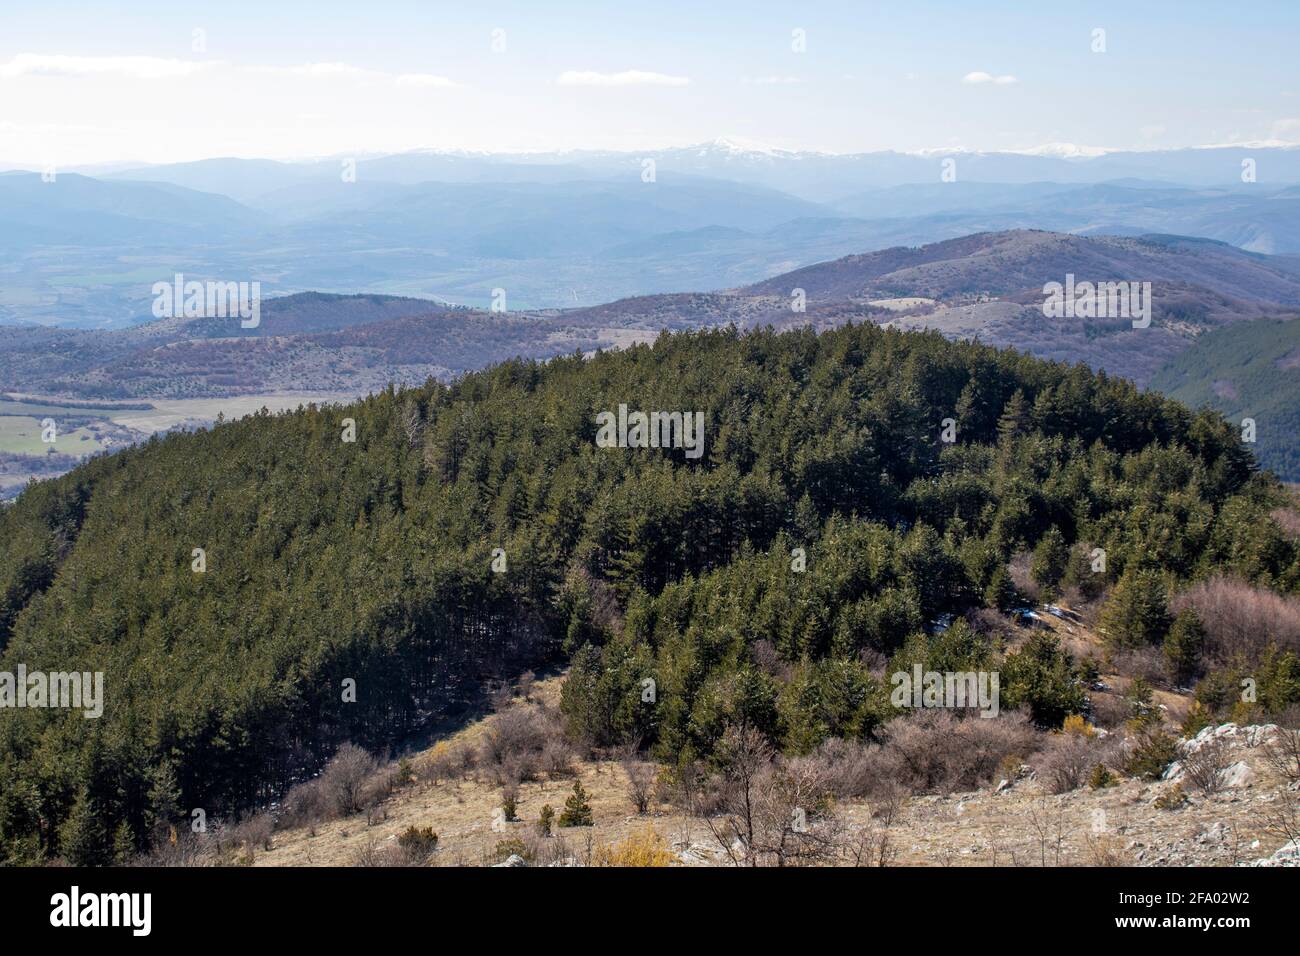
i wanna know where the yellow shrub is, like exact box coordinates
[594,826,675,867]
[1062,714,1097,737]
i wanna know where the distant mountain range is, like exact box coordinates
[82,140,1300,202]
[3,142,1299,329]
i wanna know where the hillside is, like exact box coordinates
[1150,318,1300,479]
[739,231,1300,305]
[248,671,1300,868]
[1,320,1297,866]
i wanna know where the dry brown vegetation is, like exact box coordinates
[1172,575,1300,663]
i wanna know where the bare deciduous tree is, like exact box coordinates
[321,742,380,816]
[622,760,657,815]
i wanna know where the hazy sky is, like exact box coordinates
[2,0,1297,165]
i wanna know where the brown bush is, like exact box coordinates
[1089,692,1132,730]
[319,742,380,816]
[232,812,274,853]
[421,741,476,784]
[1262,726,1300,784]
[1109,647,1167,687]
[280,777,331,828]
[1034,733,1114,794]
[1270,507,1300,542]
[1172,575,1300,665]
[873,710,1041,795]
[799,737,876,799]
[622,760,657,814]
[1180,737,1231,795]
[705,726,843,867]
[540,739,577,778]
[478,703,567,785]
[351,839,403,867]
[1008,551,1039,604]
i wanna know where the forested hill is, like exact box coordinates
[1,322,1296,863]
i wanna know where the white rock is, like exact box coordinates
[1245,839,1300,867]
[1221,761,1255,788]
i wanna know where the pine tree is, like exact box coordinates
[1099,567,1171,650]
[58,788,111,866]
[996,389,1031,443]
[984,564,1017,611]
[1031,526,1070,599]
[537,804,554,837]
[1164,608,1205,685]
[558,780,593,827]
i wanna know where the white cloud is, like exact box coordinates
[0,54,211,80]
[556,70,689,87]
[962,71,1018,86]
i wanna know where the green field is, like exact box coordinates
[0,416,106,456]
[0,398,148,418]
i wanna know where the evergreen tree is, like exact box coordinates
[1100,567,1172,650]
[1031,526,1070,599]
[558,781,593,827]
[1164,608,1206,685]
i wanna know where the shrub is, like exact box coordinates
[491,837,532,864]
[1088,692,1131,730]
[537,804,555,837]
[280,777,331,828]
[396,825,438,863]
[1154,784,1187,810]
[320,743,380,816]
[1035,732,1103,794]
[421,741,476,783]
[1126,676,1155,719]
[594,826,675,867]
[1262,726,1300,784]
[1180,737,1230,795]
[395,757,415,787]
[1180,701,1213,738]
[501,786,519,822]
[1088,762,1115,789]
[623,761,656,814]
[479,704,560,783]
[233,813,274,853]
[1062,714,1096,737]
[559,780,593,827]
[1124,723,1179,780]
[873,710,1039,795]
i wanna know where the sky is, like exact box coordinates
[1,0,1298,166]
